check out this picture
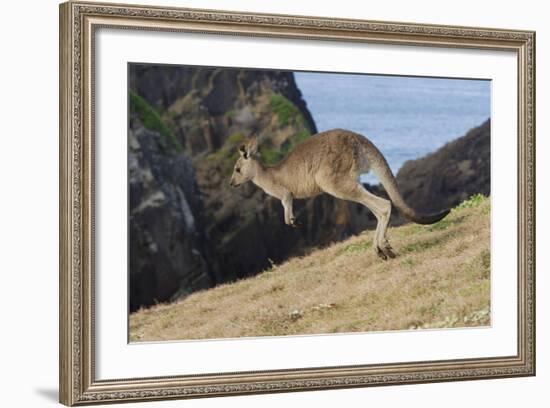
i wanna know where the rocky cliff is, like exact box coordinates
[396,119,491,213]
[128,115,214,312]
[129,65,353,308]
[129,65,317,154]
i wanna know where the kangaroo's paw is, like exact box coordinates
[379,240,396,259]
[383,246,396,259]
[375,246,388,261]
[289,217,302,228]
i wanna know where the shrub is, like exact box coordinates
[455,194,487,210]
[341,240,372,254]
[260,129,311,166]
[227,132,246,145]
[292,130,310,144]
[270,94,302,127]
[129,91,183,153]
[260,147,285,165]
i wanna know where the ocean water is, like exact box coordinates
[294,72,491,184]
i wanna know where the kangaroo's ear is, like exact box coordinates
[238,143,248,158]
[247,136,258,156]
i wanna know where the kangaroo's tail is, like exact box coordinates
[361,137,450,225]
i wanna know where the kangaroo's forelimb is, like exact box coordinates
[281,192,299,227]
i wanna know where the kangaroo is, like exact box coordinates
[229,129,450,260]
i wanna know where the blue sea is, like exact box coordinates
[294,72,491,184]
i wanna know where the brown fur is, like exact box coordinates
[230,129,450,259]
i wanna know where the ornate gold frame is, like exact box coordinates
[59,1,536,405]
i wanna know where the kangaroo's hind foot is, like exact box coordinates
[375,245,396,260]
[375,241,396,260]
[289,217,302,228]
[382,244,396,259]
[375,246,388,260]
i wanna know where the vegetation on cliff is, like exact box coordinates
[129,91,182,153]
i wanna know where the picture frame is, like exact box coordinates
[59,1,536,405]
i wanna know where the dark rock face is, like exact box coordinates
[396,119,491,214]
[130,64,351,296]
[128,117,214,312]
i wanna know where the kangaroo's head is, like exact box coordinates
[230,136,259,187]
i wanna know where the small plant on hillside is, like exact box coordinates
[341,240,372,254]
[206,133,248,174]
[259,129,311,166]
[455,193,487,210]
[129,91,183,153]
[206,148,239,175]
[270,94,304,127]
[259,146,285,165]
[292,130,310,144]
[280,130,310,154]
[227,132,246,145]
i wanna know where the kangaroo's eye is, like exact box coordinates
[235,168,241,173]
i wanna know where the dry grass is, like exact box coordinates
[130,196,491,342]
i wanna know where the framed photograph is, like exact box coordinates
[59,1,535,405]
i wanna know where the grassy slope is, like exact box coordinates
[130,195,491,342]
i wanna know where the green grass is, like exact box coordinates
[340,240,372,254]
[428,215,466,231]
[402,236,444,253]
[291,130,310,144]
[270,94,304,127]
[129,91,183,153]
[400,258,418,268]
[259,129,312,166]
[455,193,487,210]
[227,132,246,145]
[281,130,310,153]
[259,147,285,165]
[206,132,246,174]
[206,148,239,174]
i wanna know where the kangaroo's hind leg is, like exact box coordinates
[372,194,395,259]
[356,185,395,260]
[318,179,395,259]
